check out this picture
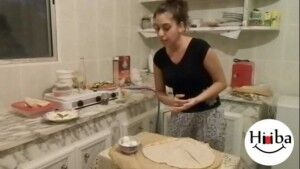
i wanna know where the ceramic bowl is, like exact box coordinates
[118,136,140,154]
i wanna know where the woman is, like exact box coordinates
[153,0,227,151]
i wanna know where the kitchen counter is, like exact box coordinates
[0,91,157,153]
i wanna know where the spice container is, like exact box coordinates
[113,56,119,85]
[248,8,263,26]
[141,16,152,29]
[270,11,281,28]
[263,12,272,26]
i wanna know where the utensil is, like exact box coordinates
[122,85,156,92]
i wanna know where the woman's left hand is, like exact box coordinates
[169,98,198,113]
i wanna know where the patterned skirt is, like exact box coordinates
[168,107,226,151]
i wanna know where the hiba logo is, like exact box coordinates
[245,119,294,166]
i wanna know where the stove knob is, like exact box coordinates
[77,100,84,107]
[96,96,102,102]
[111,92,117,98]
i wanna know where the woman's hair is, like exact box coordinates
[153,0,189,27]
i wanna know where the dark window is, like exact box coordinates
[0,0,57,63]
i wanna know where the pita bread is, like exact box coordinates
[142,138,215,169]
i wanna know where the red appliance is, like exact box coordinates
[231,59,255,88]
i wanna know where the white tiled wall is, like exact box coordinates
[0,0,150,110]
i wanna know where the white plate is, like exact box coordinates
[43,110,79,122]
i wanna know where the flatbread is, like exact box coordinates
[142,138,215,169]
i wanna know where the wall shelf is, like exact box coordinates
[139,0,163,3]
[138,26,279,38]
[139,0,280,39]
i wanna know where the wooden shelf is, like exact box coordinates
[138,26,279,38]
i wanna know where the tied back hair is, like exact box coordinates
[154,0,189,27]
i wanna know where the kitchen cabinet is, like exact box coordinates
[16,111,159,169]
[76,130,111,169]
[220,100,261,169]
[44,159,70,169]
[18,130,111,169]
[0,93,158,169]
[223,111,243,156]
[18,146,76,169]
[138,0,279,38]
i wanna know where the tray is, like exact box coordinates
[11,101,59,118]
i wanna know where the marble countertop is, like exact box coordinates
[0,72,273,153]
[0,92,156,152]
[220,88,274,105]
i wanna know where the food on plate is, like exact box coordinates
[89,81,117,91]
[24,97,50,107]
[43,110,78,122]
[56,113,69,118]
[232,85,273,97]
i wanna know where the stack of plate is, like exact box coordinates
[218,12,243,26]
[53,70,74,97]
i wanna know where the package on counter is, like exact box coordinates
[113,56,131,85]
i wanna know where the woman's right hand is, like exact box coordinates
[170,94,188,107]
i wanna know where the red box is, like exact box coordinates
[231,60,254,88]
[113,56,131,86]
[11,101,59,118]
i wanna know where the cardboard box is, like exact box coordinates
[113,56,131,85]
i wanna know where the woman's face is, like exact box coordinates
[153,12,185,47]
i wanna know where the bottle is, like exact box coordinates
[148,49,155,73]
[77,57,87,91]
[270,11,281,28]
[263,12,272,26]
[113,57,119,85]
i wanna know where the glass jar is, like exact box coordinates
[141,16,152,29]
[263,12,272,26]
[73,57,87,91]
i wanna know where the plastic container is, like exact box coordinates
[11,101,59,118]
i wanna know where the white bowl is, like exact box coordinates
[56,70,74,78]
[55,81,73,88]
[118,136,140,154]
[57,78,73,85]
[57,74,74,79]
